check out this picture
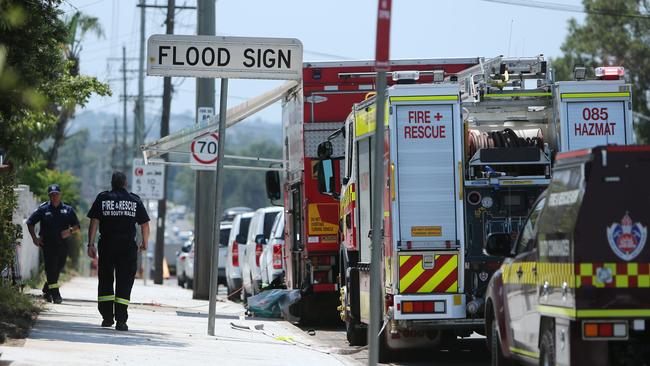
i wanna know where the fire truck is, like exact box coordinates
[315,56,635,357]
[265,58,481,321]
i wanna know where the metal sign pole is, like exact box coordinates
[369,1,391,364]
[208,78,228,336]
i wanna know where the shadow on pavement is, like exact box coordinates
[29,319,188,348]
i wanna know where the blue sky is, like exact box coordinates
[62,0,585,138]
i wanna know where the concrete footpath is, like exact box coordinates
[0,277,353,366]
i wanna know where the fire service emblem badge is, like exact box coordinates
[607,213,647,261]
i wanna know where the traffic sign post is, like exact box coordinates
[190,133,219,170]
[370,1,391,365]
[147,35,302,80]
[146,33,302,337]
[132,158,165,200]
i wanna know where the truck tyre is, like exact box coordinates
[345,269,365,346]
[378,323,393,363]
[186,278,193,290]
[539,327,556,366]
[177,272,185,287]
[490,317,512,366]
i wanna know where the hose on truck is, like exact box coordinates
[466,127,544,159]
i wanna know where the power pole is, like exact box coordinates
[153,0,175,285]
[193,0,216,300]
[135,0,146,160]
[122,46,128,172]
[112,117,119,169]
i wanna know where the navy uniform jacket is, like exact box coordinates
[27,201,80,245]
[87,188,150,248]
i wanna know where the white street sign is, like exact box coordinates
[147,35,303,80]
[191,133,219,171]
[198,107,214,124]
[132,158,165,200]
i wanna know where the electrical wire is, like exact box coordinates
[481,0,650,20]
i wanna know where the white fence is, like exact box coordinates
[12,185,41,281]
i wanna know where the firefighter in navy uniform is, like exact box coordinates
[86,171,150,331]
[27,184,80,303]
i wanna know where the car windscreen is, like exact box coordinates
[238,217,251,241]
[263,212,280,239]
[219,228,231,247]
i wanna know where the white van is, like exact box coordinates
[225,212,253,298]
[241,207,282,298]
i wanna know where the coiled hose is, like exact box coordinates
[467,128,544,159]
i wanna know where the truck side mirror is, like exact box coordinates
[266,171,281,200]
[485,233,513,257]
[236,234,246,244]
[255,234,267,245]
[316,159,338,198]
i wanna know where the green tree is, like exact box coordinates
[47,11,105,169]
[552,0,650,142]
[0,0,108,275]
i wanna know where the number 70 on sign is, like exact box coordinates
[191,133,219,170]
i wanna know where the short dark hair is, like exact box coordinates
[111,171,127,190]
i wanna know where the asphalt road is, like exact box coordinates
[294,324,491,366]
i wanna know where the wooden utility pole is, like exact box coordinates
[153,0,175,285]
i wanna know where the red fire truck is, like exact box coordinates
[266,58,480,321]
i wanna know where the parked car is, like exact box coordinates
[261,210,285,287]
[221,207,253,222]
[225,212,253,298]
[241,207,282,298]
[218,221,232,285]
[176,240,193,287]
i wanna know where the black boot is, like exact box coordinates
[115,322,128,331]
[101,319,114,327]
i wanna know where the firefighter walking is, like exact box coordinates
[27,184,80,304]
[86,172,150,331]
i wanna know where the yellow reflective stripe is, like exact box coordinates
[389,95,458,102]
[561,92,630,99]
[98,295,115,302]
[485,92,551,98]
[114,297,130,305]
[538,305,576,318]
[576,309,650,318]
[48,283,60,289]
[509,346,539,359]
[539,305,650,318]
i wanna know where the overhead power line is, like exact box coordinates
[481,0,650,20]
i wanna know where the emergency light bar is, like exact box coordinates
[595,66,625,80]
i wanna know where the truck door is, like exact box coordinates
[394,104,458,246]
[507,197,545,355]
[290,184,303,286]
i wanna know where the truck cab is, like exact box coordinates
[486,145,650,366]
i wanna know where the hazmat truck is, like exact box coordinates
[315,56,636,358]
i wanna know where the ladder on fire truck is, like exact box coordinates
[451,55,549,102]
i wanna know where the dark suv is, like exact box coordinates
[485,145,650,366]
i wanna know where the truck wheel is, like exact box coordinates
[344,268,365,345]
[490,317,512,366]
[378,323,393,363]
[177,272,184,287]
[539,328,555,366]
[186,278,193,289]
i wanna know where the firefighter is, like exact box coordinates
[27,184,80,304]
[86,171,150,331]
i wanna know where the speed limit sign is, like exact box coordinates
[190,133,219,170]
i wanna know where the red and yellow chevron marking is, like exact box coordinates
[399,254,458,294]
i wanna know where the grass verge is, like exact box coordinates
[0,283,41,343]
